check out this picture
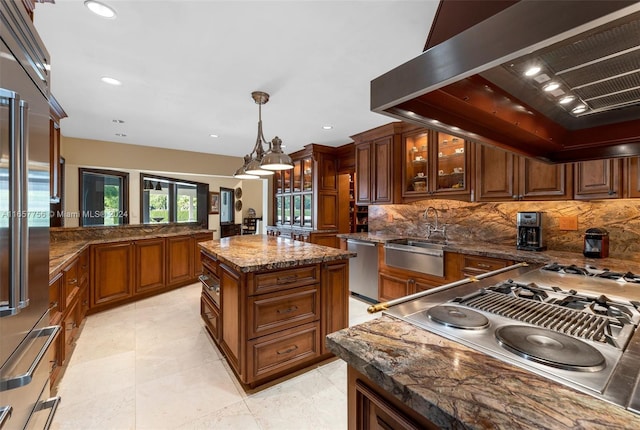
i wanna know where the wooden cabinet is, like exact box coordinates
[348,366,439,430]
[91,241,134,307]
[166,235,193,286]
[193,232,213,276]
[402,128,471,200]
[629,157,640,198]
[201,251,348,388]
[353,123,403,205]
[135,238,166,293]
[574,158,622,199]
[321,261,349,355]
[475,145,572,201]
[459,254,514,278]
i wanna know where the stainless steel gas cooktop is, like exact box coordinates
[385,263,640,411]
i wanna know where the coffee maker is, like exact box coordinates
[516,212,546,251]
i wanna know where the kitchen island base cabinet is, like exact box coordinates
[201,250,349,388]
[349,366,438,430]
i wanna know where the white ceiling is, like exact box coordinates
[34,0,438,172]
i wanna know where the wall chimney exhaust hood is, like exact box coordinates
[371,1,640,163]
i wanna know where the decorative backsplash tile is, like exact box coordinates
[368,199,640,261]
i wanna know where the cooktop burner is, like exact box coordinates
[426,305,489,329]
[542,263,640,284]
[495,325,606,372]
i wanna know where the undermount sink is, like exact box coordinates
[384,239,445,277]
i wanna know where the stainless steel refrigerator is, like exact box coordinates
[1,1,60,429]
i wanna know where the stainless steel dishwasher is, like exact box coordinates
[347,239,379,303]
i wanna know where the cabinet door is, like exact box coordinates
[92,242,133,307]
[356,143,372,204]
[166,235,193,285]
[402,129,430,197]
[433,132,469,196]
[321,261,349,355]
[378,272,410,302]
[520,158,572,200]
[574,159,622,199]
[193,232,213,277]
[373,136,394,204]
[221,263,242,375]
[135,238,166,293]
[354,379,424,430]
[475,145,517,201]
[628,157,640,198]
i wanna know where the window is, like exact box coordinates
[141,174,207,226]
[79,168,129,227]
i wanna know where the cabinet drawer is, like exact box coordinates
[248,322,321,381]
[49,273,63,318]
[462,255,513,277]
[201,293,220,343]
[63,259,80,307]
[201,252,219,274]
[247,285,320,339]
[250,265,319,295]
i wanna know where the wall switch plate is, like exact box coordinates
[558,216,578,231]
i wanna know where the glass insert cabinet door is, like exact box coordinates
[404,130,429,193]
[435,133,466,191]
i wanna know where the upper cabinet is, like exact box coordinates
[402,129,471,200]
[475,145,572,201]
[352,123,404,205]
[574,159,622,200]
[274,144,338,231]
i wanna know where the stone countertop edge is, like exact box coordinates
[336,232,640,273]
[198,235,356,273]
[49,229,213,280]
[326,315,640,430]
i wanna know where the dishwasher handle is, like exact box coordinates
[346,239,376,247]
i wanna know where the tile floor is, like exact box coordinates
[50,283,379,430]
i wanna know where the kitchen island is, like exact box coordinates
[199,235,355,388]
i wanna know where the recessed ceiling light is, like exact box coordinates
[112,119,125,123]
[559,96,575,105]
[543,82,560,92]
[115,133,127,137]
[524,66,541,77]
[101,76,121,86]
[572,105,587,114]
[322,125,333,130]
[209,134,219,138]
[84,1,117,19]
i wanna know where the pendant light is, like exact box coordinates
[234,91,293,178]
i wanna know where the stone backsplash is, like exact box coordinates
[368,199,640,261]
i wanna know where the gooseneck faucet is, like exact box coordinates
[423,206,447,240]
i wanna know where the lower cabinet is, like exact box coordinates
[135,238,166,293]
[167,236,194,286]
[91,241,134,307]
[201,251,349,388]
[349,366,439,430]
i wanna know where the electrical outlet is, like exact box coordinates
[558,216,578,231]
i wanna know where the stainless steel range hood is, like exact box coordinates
[371,1,640,163]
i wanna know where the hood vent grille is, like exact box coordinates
[371,1,640,163]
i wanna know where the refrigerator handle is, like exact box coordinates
[0,88,21,317]
[18,100,29,309]
[0,405,12,429]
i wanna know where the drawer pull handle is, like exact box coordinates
[68,278,78,285]
[276,345,298,355]
[277,275,298,284]
[277,306,298,315]
[477,263,491,269]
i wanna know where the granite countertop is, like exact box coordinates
[199,234,355,273]
[326,316,640,430]
[49,229,212,279]
[337,232,640,273]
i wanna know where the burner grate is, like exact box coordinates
[461,291,619,347]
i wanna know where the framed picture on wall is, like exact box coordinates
[209,191,220,214]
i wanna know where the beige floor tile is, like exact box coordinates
[51,385,136,430]
[176,400,261,430]
[69,320,136,365]
[135,359,244,429]
[316,359,348,395]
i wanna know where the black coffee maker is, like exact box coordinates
[516,212,546,251]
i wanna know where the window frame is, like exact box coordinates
[139,173,208,226]
[78,168,130,227]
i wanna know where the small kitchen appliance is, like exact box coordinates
[516,211,546,251]
[584,228,609,258]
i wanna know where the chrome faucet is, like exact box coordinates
[423,206,446,241]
